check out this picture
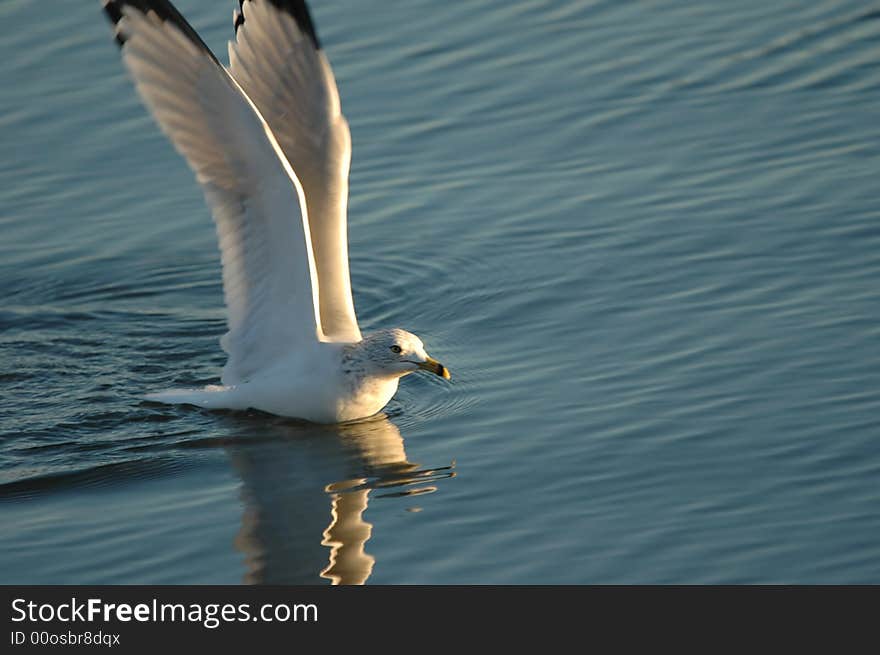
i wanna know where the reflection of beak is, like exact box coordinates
[418,356,451,380]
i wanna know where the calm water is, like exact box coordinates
[2,0,880,583]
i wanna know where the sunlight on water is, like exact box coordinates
[228,416,454,585]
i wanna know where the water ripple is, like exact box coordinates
[2,0,880,583]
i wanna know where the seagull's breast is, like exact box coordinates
[335,373,400,423]
[235,342,396,423]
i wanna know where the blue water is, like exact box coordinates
[2,0,880,583]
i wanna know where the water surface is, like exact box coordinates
[2,0,880,583]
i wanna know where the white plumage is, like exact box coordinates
[102,0,449,423]
[228,1,360,345]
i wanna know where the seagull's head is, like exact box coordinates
[359,328,450,380]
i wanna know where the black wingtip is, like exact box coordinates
[102,1,126,46]
[236,0,322,50]
[103,0,123,24]
[233,8,245,34]
[100,0,221,64]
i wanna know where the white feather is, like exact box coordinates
[116,6,324,384]
[229,0,360,342]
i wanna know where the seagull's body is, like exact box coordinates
[148,331,406,424]
[101,0,449,423]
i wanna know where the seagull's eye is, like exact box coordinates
[390,345,402,354]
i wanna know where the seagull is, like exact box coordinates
[100,0,450,423]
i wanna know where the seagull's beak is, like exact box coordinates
[418,356,451,380]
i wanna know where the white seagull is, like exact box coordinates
[100,0,450,423]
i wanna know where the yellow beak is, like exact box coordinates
[418,356,451,380]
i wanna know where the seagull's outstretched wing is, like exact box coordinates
[102,0,324,385]
[229,0,361,343]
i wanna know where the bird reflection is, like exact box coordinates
[223,414,453,584]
